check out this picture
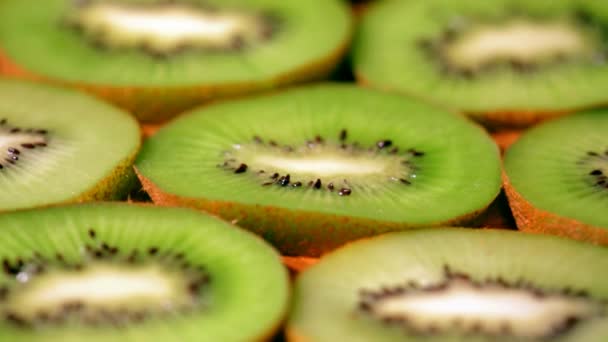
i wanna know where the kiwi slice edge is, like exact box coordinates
[0,202,289,341]
[287,228,608,342]
[0,0,353,122]
[135,84,502,256]
[0,79,141,212]
[503,109,608,245]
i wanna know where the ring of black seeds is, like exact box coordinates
[62,0,282,58]
[0,118,50,170]
[217,129,426,197]
[356,265,607,339]
[0,228,211,328]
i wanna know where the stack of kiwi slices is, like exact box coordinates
[288,228,608,341]
[503,110,608,245]
[0,0,352,122]
[0,79,140,211]
[135,84,502,256]
[0,203,288,341]
[354,0,608,127]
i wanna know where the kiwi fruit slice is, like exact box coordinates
[503,110,608,245]
[288,228,608,341]
[354,0,608,127]
[0,79,140,212]
[0,0,352,122]
[134,84,502,256]
[0,203,288,341]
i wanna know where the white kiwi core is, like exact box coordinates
[446,21,589,70]
[368,278,598,339]
[254,155,387,177]
[6,264,193,320]
[70,2,269,53]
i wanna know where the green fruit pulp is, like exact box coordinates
[504,110,608,228]
[136,84,501,231]
[0,0,351,86]
[0,203,288,342]
[289,229,608,342]
[0,79,140,211]
[354,0,608,114]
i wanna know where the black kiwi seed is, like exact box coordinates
[376,140,392,149]
[590,169,603,176]
[148,247,159,256]
[328,182,334,191]
[588,151,599,157]
[313,179,322,189]
[234,163,248,174]
[338,188,352,196]
[278,174,291,186]
[339,129,347,141]
[292,182,302,188]
[88,229,96,239]
[400,178,412,185]
[7,147,19,155]
[20,143,35,149]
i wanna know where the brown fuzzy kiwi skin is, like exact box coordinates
[0,30,352,123]
[136,168,493,257]
[502,170,608,246]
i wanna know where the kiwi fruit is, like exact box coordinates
[503,110,608,245]
[134,84,502,256]
[354,0,608,127]
[0,0,352,122]
[0,203,288,341]
[288,228,608,342]
[0,79,140,212]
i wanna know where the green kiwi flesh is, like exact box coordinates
[0,203,288,341]
[288,228,608,342]
[135,84,502,255]
[0,79,140,211]
[0,0,352,121]
[354,0,608,121]
[503,110,608,230]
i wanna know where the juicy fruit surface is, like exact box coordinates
[0,80,140,211]
[288,229,608,342]
[0,203,288,342]
[0,0,351,86]
[504,110,608,229]
[354,0,608,114]
[136,84,501,225]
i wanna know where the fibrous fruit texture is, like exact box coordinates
[0,79,140,211]
[135,84,502,256]
[503,110,608,245]
[288,228,608,342]
[0,0,352,122]
[0,203,288,341]
[354,0,608,127]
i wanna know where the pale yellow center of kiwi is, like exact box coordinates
[445,21,590,71]
[253,155,386,177]
[5,264,194,320]
[70,2,268,53]
[368,278,598,339]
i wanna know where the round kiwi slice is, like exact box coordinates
[0,203,288,341]
[288,228,608,342]
[0,0,352,122]
[135,84,502,256]
[503,110,608,245]
[0,79,140,212]
[354,0,608,126]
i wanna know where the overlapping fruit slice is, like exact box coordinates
[135,84,501,255]
[0,79,140,211]
[0,203,288,341]
[504,110,608,244]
